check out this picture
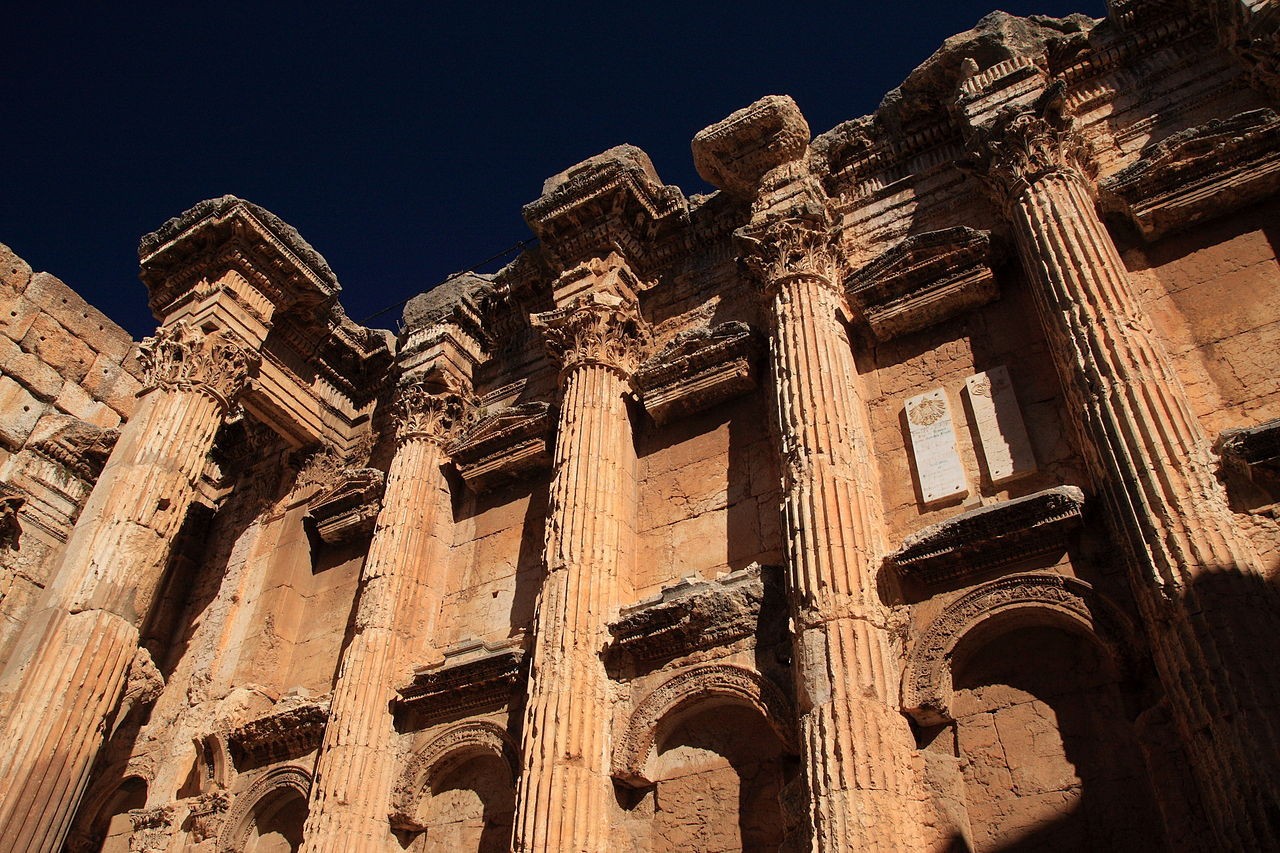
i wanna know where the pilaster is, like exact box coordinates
[967,95,1280,848]
[0,321,257,853]
[513,260,646,853]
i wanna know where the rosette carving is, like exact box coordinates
[138,321,259,410]
[531,290,649,378]
[963,90,1096,203]
[737,217,842,292]
[392,379,466,445]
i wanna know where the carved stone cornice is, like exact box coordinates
[447,401,556,492]
[692,95,811,197]
[531,290,649,379]
[633,322,762,425]
[393,639,525,729]
[225,698,330,771]
[29,420,119,482]
[138,321,260,411]
[847,228,1001,341]
[392,379,467,446]
[887,485,1085,588]
[736,217,843,294]
[1101,108,1280,239]
[962,88,1097,205]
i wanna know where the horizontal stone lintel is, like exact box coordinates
[395,640,525,726]
[634,322,762,425]
[304,467,385,546]
[224,698,330,771]
[448,401,556,492]
[889,486,1085,587]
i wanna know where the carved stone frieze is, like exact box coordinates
[29,419,119,482]
[304,467,386,546]
[632,322,762,425]
[127,804,175,853]
[847,228,1001,341]
[394,639,525,729]
[447,401,556,492]
[531,289,649,379]
[185,790,231,843]
[888,486,1086,588]
[224,698,330,771]
[138,320,260,411]
[392,378,467,446]
[606,566,766,666]
[1102,109,1280,239]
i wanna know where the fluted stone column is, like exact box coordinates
[0,321,257,853]
[301,379,463,852]
[972,104,1280,848]
[514,288,645,853]
[744,219,923,852]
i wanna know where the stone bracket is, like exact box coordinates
[1101,108,1280,239]
[447,401,556,492]
[632,322,762,425]
[888,486,1085,588]
[846,228,1001,341]
[394,639,525,730]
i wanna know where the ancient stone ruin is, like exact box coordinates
[2,0,1280,850]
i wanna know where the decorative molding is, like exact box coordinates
[224,699,330,771]
[691,95,811,197]
[389,720,520,831]
[1101,108,1280,239]
[531,290,649,379]
[185,791,231,844]
[612,663,797,787]
[218,766,312,853]
[606,566,765,666]
[127,804,176,852]
[138,320,260,411]
[846,228,1000,341]
[888,486,1086,587]
[29,420,119,482]
[447,401,556,492]
[633,322,762,425]
[901,572,1128,725]
[394,639,525,729]
[304,467,385,546]
[0,488,24,552]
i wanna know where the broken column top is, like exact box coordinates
[402,271,494,332]
[692,95,810,197]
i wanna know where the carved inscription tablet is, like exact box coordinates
[905,389,968,504]
[965,366,1036,485]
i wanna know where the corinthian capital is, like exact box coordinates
[737,217,842,293]
[138,320,260,410]
[531,290,649,378]
[964,94,1097,202]
[392,379,466,445]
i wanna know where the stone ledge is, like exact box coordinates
[633,322,762,425]
[447,401,555,492]
[224,697,330,771]
[888,486,1085,587]
[304,467,385,546]
[394,638,525,729]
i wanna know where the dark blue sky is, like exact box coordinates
[3,1,1105,338]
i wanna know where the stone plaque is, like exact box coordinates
[965,365,1037,485]
[904,389,968,504]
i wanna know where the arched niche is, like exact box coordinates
[68,773,148,853]
[612,663,797,789]
[391,720,520,852]
[901,573,1135,726]
[219,766,311,853]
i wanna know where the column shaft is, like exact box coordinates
[302,434,450,851]
[514,363,633,853]
[1011,168,1280,847]
[768,270,922,852]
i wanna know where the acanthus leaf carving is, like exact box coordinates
[736,216,843,293]
[962,84,1097,204]
[392,379,467,446]
[531,290,649,379]
[138,320,260,411]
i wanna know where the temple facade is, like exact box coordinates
[2,1,1280,850]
